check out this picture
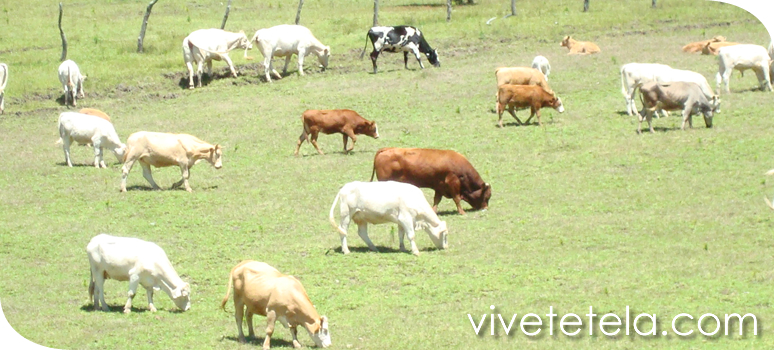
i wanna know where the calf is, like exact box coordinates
[120,131,222,192]
[251,25,330,83]
[682,36,726,53]
[329,181,448,256]
[0,63,7,114]
[58,112,126,168]
[370,147,491,215]
[496,84,564,127]
[78,108,111,122]
[87,233,191,313]
[636,81,716,134]
[360,26,440,74]
[58,60,86,107]
[560,35,600,55]
[701,41,741,55]
[182,28,252,89]
[531,56,551,81]
[294,109,379,156]
[221,260,331,348]
[716,44,773,93]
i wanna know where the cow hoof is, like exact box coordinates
[188,86,194,90]
[123,308,132,314]
[412,251,420,256]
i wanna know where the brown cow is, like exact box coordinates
[294,109,379,156]
[560,35,600,55]
[78,108,111,122]
[370,147,491,215]
[682,36,726,53]
[702,41,742,55]
[496,84,565,127]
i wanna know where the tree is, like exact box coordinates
[446,0,451,22]
[652,0,657,8]
[295,0,304,25]
[58,2,68,61]
[221,0,232,29]
[511,0,516,16]
[373,0,379,26]
[583,0,589,12]
[137,0,159,53]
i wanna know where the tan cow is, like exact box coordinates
[682,36,726,53]
[560,36,600,55]
[702,41,742,55]
[78,108,111,122]
[221,260,331,349]
[494,67,553,111]
[120,132,222,193]
[496,84,565,127]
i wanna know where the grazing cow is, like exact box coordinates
[120,132,222,193]
[370,147,491,215]
[78,108,111,122]
[58,112,126,168]
[494,67,552,92]
[294,109,379,156]
[329,181,449,255]
[496,84,564,127]
[620,63,720,116]
[716,44,773,93]
[360,26,440,74]
[560,36,600,55]
[221,260,331,348]
[87,233,191,313]
[701,41,741,55]
[531,56,551,81]
[57,60,86,107]
[0,63,7,114]
[682,36,726,53]
[182,28,252,89]
[251,25,330,83]
[636,81,716,134]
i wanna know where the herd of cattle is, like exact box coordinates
[2,21,772,348]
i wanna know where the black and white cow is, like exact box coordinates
[360,26,440,74]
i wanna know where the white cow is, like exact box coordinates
[58,112,126,168]
[251,25,330,82]
[0,63,7,114]
[531,55,551,81]
[716,44,773,93]
[87,234,191,313]
[621,63,720,116]
[57,60,86,107]
[329,181,448,256]
[182,28,252,89]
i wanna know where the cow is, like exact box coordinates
[360,26,440,74]
[0,63,7,114]
[57,60,86,107]
[221,260,331,348]
[86,233,191,313]
[636,81,716,134]
[531,56,551,81]
[57,112,126,168]
[294,109,379,156]
[120,132,222,193]
[78,108,111,122]
[716,44,773,93]
[329,181,449,256]
[681,36,726,53]
[251,25,330,83]
[370,147,491,215]
[496,84,564,127]
[560,35,600,55]
[494,67,552,92]
[182,28,252,89]
[620,63,720,116]
[701,41,741,55]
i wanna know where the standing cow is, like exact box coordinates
[58,112,126,168]
[329,181,448,256]
[0,63,7,114]
[531,56,551,81]
[120,132,222,192]
[294,109,379,156]
[360,26,440,74]
[58,60,86,107]
[496,84,564,127]
[182,28,252,89]
[636,81,716,134]
[251,25,330,83]
[715,44,773,93]
[370,147,491,215]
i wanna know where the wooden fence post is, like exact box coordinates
[137,0,159,53]
[221,0,232,29]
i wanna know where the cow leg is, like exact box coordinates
[342,134,349,153]
[222,54,238,78]
[124,274,140,314]
[283,55,292,76]
[370,50,380,74]
[403,51,409,69]
[246,309,256,338]
[344,131,357,154]
[310,131,324,155]
[289,326,302,348]
[398,225,407,252]
[294,130,308,156]
[432,191,443,213]
[681,107,692,130]
[296,50,306,76]
[263,310,277,350]
[523,108,537,125]
[120,156,137,192]
[186,60,195,89]
[140,161,161,190]
[92,141,105,168]
[339,209,351,254]
[62,136,73,167]
[173,165,193,192]
[357,222,378,252]
[646,110,655,134]
[507,107,524,125]
[411,47,425,69]
[93,270,109,311]
[446,174,466,215]
[398,213,420,256]
[145,286,157,312]
[235,299,247,343]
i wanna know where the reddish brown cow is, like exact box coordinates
[294,109,379,156]
[370,147,491,215]
[496,84,565,127]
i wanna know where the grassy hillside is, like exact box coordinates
[1,0,773,349]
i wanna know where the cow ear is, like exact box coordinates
[209,147,215,154]
[321,316,328,328]
[324,46,330,55]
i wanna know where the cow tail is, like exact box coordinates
[369,165,376,182]
[328,192,347,237]
[360,32,370,60]
[620,67,629,99]
[220,272,233,311]
[634,82,645,116]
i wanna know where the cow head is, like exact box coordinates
[357,120,379,139]
[318,46,331,71]
[308,315,332,348]
[171,282,192,312]
[426,49,440,67]
[710,95,721,114]
[561,36,572,47]
[696,100,714,128]
[551,96,565,113]
[427,220,449,250]
[464,182,492,211]
[209,145,223,169]
[113,144,127,163]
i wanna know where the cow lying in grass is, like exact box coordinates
[560,35,600,55]
[682,36,726,53]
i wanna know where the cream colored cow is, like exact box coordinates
[560,36,600,55]
[120,131,222,192]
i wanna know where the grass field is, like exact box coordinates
[1,0,774,349]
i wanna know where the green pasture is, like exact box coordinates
[1,0,773,349]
